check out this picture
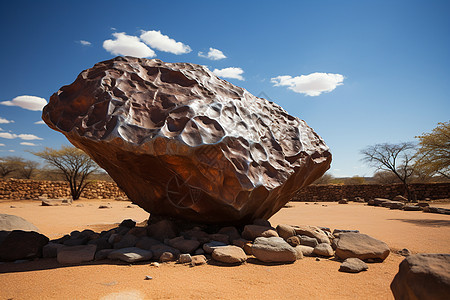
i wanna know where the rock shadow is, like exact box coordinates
[388,219,450,227]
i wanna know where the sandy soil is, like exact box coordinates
[1,200,449,300]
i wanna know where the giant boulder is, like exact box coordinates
[42,56,331,224]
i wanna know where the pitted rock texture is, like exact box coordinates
[43,56,331,224]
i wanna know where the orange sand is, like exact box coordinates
[1,200,449,300]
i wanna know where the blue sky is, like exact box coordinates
[0,0,449,177]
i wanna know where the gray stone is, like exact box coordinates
[252,237,298,263]
[42,242,65,258]
[160,251,176,262]
[286,236,300,247]
[57,244,97,264]
[212,245,247,264]
[95,249,114,260]
[339,258,368,273]
[313,243,334,257]
[209,233,230,244]
[168,236,200,254]
[203,241,228,254]
[299,235,319,248]
[335,232,390,261]
[108,247,153,263]
[0,230,49,261]
[0,214,40,232]
[191,255,207,266]
[242,225,278,241]
[150,244,180,260]
[87,237,112,251]
[276,224,296,240]
[404,205,422,211]
[296,245,314,257]
[179,253,192,264]
[391,254,450,300]
[113,234,137,249]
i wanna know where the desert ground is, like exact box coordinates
[1,199,449,300]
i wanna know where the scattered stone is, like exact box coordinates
[113,234,138,249]
[338,199,348,204]
[160,251,175,262]
[286,236,300,247]
[243,242,253,255]
[41,200,59,206]
[373,198,390,206]
[339,258,368,273]
[191,255,207,266]
[242,225,278,241]
[296,245,314,257]
[181,229,210,244]
[416,202,429,208]
[98,204,111,209]
[391,254,450,300]
[9,206,16,208]
[299,235,319,248]
[315,257,321,261]
[149,262,160,267]
[292,225,330,244]
[179,253,192,264]
[42,242,65,258]
[276,224,296,240]
[0,214,40,232]
[335,232,390,261]
[397,248,411,257]
[313,243,334,257]
[57,244,97,264]
[149,244,180,260]
[232,238,248,248]
[217,226,241,242]
[145,275,153,280]
[147,220,178,242]
[0,230,49,261]
[108,247,153,263]
[393,195,408,202]
[212,245,247,264]
[209,233,229,244]
[386,201,404,210]
[203,241,227,254]
[252,237,298,263]
[168,236,200,254]
[94,249,114,260]
[76,204,84,207]
[354,197,365,203]
[119,219,136,229]
[332,229,359,237]
[404,205,422,211]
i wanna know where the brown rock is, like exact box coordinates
[42,56,331,224]
[335,232,390,261]
[286,236,300,247]
[57,244,97,264]
[212,245,247,264]
[0,230,49,261]
[168,236,200,254]
[0,214,40,232]
[391,254,450,300]
[146,220,178,242]
[293,225,330,244]
[242,225,278,241]
[159,251,176,262]
[276,224,296,240]
[191,255,207,266]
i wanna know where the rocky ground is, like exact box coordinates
[0,199,449,299]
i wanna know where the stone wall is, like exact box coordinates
[0,179,127,200]
[292,183,450,202]
[0,179,448,202]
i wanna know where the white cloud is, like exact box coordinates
[213,67,244,81]
[8,150,15,152]
[271,72,344,96]
[103,32,156,58]
[198,48,226,60]
[1,95,47,111]
[0,132,43,140]
[79,40,91,46]
[20,142,37,146]
[140,30,191,55]
[34,120,45,125]
[0,143,5,146]
[0,117,14,124]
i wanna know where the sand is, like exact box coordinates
[1,199,449,300]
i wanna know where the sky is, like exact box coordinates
[0,0,449,177]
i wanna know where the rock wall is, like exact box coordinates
[0,179,448,201]
[293,183,450,201]
[0,179,127,200]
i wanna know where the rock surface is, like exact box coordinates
[42,56,331,224]
[57,244,97,264]
[335,232,390,261]
[252,237,298,263]
[0,214,40,232]
[108,247,153,263]
[391,254,450,300]
[212,245,247,264]
[0,230,49,261]
[339,258,368,273]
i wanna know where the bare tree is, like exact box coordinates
[361,142,416,201]
[32,146,98,200]
[18,160,39,179]
[0,156,23,178]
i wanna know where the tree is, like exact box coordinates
[361,142,416,200]
[313,172,334,185]
[18,160,39,179]
[0,156,24,178]
[32,146,98,200]
[415,121,450,179]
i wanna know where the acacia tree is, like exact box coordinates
[361,142,416,201]
[0,156,24,178]
[415,121,450,179]
[32,146,98,200]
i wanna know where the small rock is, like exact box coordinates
[203,241,227,254]
[194,248,205,255]
[149,244,180,260]
[145,275,153,280]
[191,255,207,266]
[252,237,297,263]
[335,232,390,261]
[286,236,300,247]
[113,234,137,249]
[149,262,160,267]
[313,243,334,257]
[57,244,97,264]
[10,205,16,208]
[404,205,422,211]
[339,258,368,273]
[108,247,153,263]
[217,226,241,242]
[98,204,111,209]
[76,204,84,207]
[212,245,247,264]
[119,219,136,229]
[393,195,408,202]
[338,199,348,204]
[168,236,200,254]
[276,224,296,240]
[296,245,314,257]
[209,233,229,244]
[315,257,321,261]
[179,253,192,264]
[397,248,411,257]
[299,235,319,248]
[95,249,114,260]
[146,220,178,242]
[160,251,175,262]
[242,224,278,241]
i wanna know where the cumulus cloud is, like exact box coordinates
[103,32,156,58]
[0,132,43,140]
[0,143,5,146]
[140,30,191,55]
[213,67,244,81]
[34,120,45,125]
[198,48,227,60]
[271,72,344,96]
[79,40,91,46]
[20,142,37,146]
[1,95,47,111]
[0,117,14,124]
